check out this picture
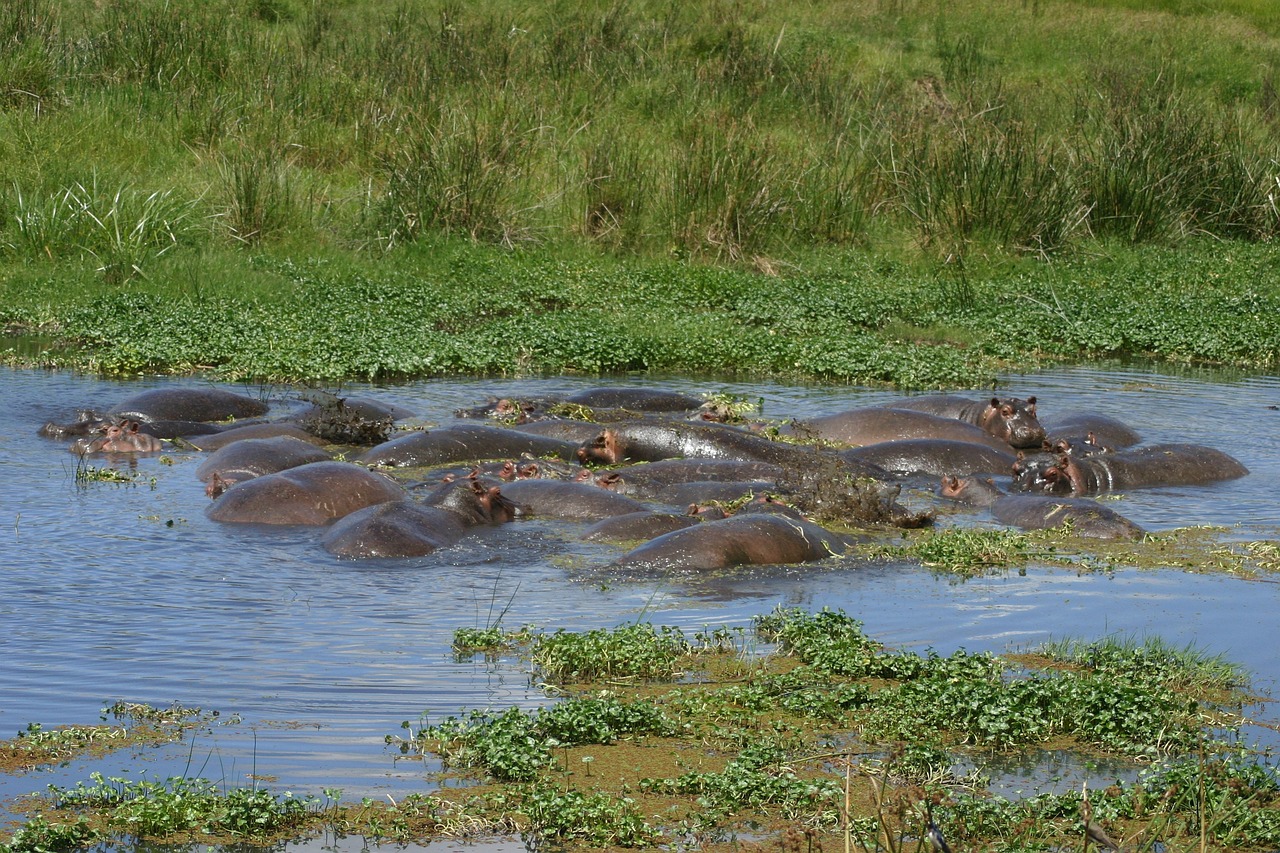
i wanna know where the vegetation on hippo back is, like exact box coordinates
[7,609,1279,851]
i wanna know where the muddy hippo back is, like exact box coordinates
[495,479,649,519]
[207,461,404,525]
[990,495,1146,540]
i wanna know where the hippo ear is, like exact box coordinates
[990,397,1001,408]
[1026,396,1037,408]
[469,480,487,497]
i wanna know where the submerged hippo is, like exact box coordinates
[40,410,111,439]
[182,423,327,452]
[840,439,1015,479]
[563,387,705,412]
[321,481,519,559]
[195,436,332,492]
[782,408,1014,452]
[1042,412,1142,451]
[939,475,1145,540]
[579,511,703,544]
[69,421,164,455]
[880,395,1046,449]
[1013,444,1249,496]
[600,459,787,499]
[207,461,404,525]
[359,424,581,468]
[110,387,268,423]
[611,510,848,572]
[577,420,863,468]
[493,479,649,520]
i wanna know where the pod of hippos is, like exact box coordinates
[39,386,1250,566]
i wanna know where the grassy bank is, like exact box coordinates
[3,237,1278,385]
[3,0,1280,384]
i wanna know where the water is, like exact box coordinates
[1,365,1279,825]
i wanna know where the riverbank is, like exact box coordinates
[3,238,1279,386]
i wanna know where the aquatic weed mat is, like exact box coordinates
[387,608,1280,851]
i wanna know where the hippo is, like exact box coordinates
[321,481,519,559]
[492,479,649,520]
[1012,444,1250,496]
[839,439,1016,479]
[563,387,705,412]
[181,423,327,452]
[879,395,1046,449]
[206,461,404,525]
[39,410,111,439]
[577,420,858,467]
[1042,413,1142,451]
[611,509,849,572]
[781,408,1015,452]
[359,424,581,468]
[649,480,785,507]
[69,421,163,454]
[509,419,613,443]
[579,511,703,543]
[938,475,1146,540]
[599,459,787,499]
[135,420,227,439]
[195,436,332,493]
[110,387,268,423]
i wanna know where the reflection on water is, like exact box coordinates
[1,364,1279,830]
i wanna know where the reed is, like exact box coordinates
[3,0,1280,274]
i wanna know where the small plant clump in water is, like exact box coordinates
[0,702,202,774]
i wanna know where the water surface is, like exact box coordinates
[1,364,1278,821]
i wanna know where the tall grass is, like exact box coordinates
[3,0,1280,265]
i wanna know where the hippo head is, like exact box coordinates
[938,474,967,500]
[576,429,623,466]
[1012,454,1079,496]
[475,483,522,523]
[937,474,1001,506]
[430,480,522,523]
[979,396,1046,449]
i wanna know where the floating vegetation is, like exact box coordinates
[0,702,203,774]
[7,612,1278,851]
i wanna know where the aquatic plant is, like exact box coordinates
[904,527,1034,574]
[1032,634,1250,692]
[530,622,693,682]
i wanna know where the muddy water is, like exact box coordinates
[1,365,1278,821]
